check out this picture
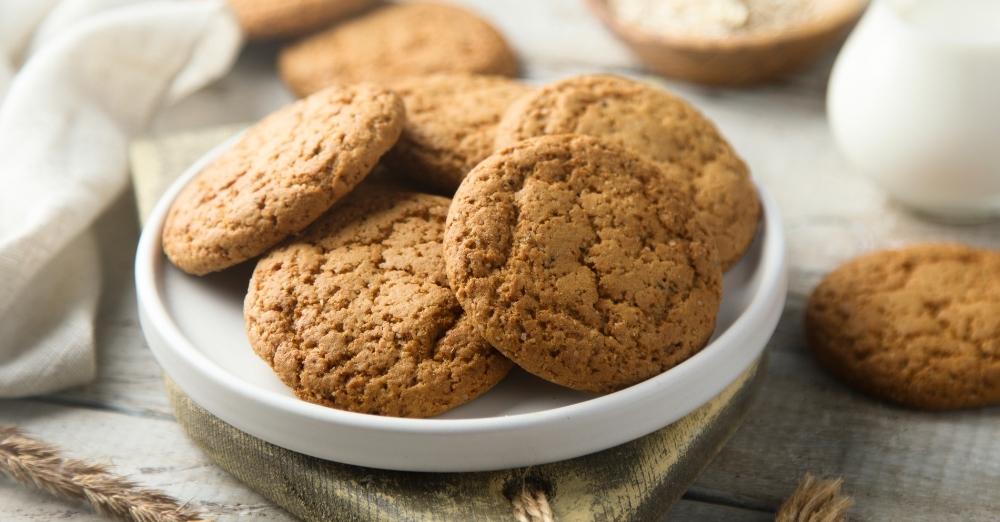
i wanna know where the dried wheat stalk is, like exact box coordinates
[0,426,210,522]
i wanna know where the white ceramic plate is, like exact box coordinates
[136,139,787,472]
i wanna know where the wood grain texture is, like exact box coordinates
[165,360,764,522]
[668,500,773,522]
[0,397,744,522]
[0,400,294,521]
[694,297,1000,521]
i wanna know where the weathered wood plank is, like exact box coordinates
[693,297,1000,521]
[164,363,764,522]
[666,498,773,522]
[42,192,174,419]
[453,0,639,71]
[0,400,766,522]
[0,400,294,521]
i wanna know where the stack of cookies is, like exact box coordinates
[162,3,762,418]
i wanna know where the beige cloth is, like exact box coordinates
[0,0,241,396]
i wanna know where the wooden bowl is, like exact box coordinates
[586,0,869,86]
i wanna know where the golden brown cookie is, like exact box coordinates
[227,0,375,40]
[444,134,722,393]
[162,84,404,275]
[278,3,518,97]
[383,74,531,193]
[495,74,760,270]
[245,186,513,417]
[806,244,1000,410]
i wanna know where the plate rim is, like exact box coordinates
[135,135,787,452]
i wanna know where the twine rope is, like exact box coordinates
[775,473,853,522]
[511,484,555,522]
[508,472,852,522]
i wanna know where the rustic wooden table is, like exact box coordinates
[3,1,999,520]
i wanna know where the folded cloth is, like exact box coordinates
[0,0,241,396]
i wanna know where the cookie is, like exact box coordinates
[806,244,1000,410]
[227,0,375,40]
[245,186,513,417]
[495,74,760,270]
[444,134,722,393]
[278,3,518,97]
[162,84,404,275]
[383,74,531,193]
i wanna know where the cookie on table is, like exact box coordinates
[495,74,760,270]
[245,186,513,417]
[444,134,722,393]
[227,0,375,40]
[278,3,518,97]
[383,74,531,193]
[806,244,1000,410]
[162,84,404,275]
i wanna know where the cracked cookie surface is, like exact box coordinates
[495,74,760,270]
[162,84,404,275]
[444,134,722,393]
[806,244,1000,410]
[383,74,531,194]
[245,185,513,417]
[278,3,518,97]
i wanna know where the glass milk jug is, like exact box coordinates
[828,0,1000,222]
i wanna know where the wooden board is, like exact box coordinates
[166,365,764,522]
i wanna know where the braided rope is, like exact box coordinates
[511,485,555,522]
[776,473,853,522]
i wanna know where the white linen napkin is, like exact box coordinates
[0,0,242,396]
